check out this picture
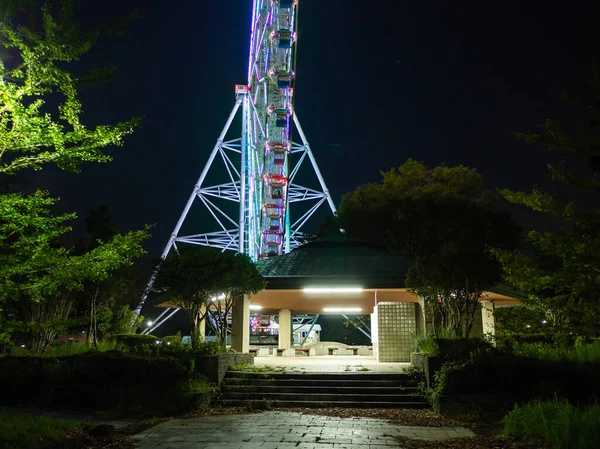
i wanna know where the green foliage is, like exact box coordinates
[0,2,148,351]
[417,336,493,361]
[339,159,519,337]
[0,351,189,413]
[0,217,149,353]
[162,334,184,349]
[113,333,161,349]
[432,352,600,409]
[40,340,119,357]
[415,334,440,356]
[504,399,600,449]
[0,409,85,449]
[509,341,600,363]
[494,74,600,338]
[154,247,266,347]
[190,341,234,356]
[229,363,272,373]
[0,2,140,175]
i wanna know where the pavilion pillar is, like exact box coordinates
[231,295,250,353]
[278,309,292,350]
[481,300,495,342]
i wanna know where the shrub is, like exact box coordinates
[415,335,494,361]
[504,399,600,449]
[507,341,600,363]
[0,351,188,413]
[435,338,492,361]
[437,353,600,405]
[415,335,439,356]
[113,333,161,349]
[162,334,185,350]
[41,341,120,357]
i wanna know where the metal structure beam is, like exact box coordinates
[136,1,337,326]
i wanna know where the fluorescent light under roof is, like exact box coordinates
[303,287,364,294]
[323,307,362,313]
[249,305,262,310]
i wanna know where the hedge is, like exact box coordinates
[0,351,189,413]
[439,354,600,405]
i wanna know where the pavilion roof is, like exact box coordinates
[256,237,412,289]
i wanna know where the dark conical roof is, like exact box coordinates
[257,237,412,289]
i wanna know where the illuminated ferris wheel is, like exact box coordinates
[137,0,335,319]
[241,0,336,260]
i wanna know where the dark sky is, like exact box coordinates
[34,0,600,260]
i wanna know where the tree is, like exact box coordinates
[1,216,149,353]
[0,2,140,175]
[493,73,600,338]
[0,1,147,351]
[73,205,145,345]
[153,248,266,348]
[339,160,520,337]
[207,252,266,346]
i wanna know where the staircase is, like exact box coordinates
[218,371,429,408]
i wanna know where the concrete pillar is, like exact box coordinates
[231,295,250,353]
[371,310,379,361]
[278,309,291,349]
[481,300,495,341]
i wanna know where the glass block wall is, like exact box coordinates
[371,302,417,362]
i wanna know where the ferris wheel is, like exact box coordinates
[137,0,335,322]
[241,0,336,260]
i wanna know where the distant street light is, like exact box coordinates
[146,320,153,327]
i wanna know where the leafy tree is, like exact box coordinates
[153,247,266,348]
[339,160,520,337]
[493,74,600,337]
[207,252,266,346]
[73,205,144,345]
[0,1,147,351]
[1,217,148,354]
[0,1,139,175]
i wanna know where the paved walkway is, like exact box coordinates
[254,356,410,373]
[133,411,475,448]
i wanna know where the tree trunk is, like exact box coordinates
[86,286,100,346]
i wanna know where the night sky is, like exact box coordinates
[31,0,600,263]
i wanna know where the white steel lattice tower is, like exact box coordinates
[136,0,335,321]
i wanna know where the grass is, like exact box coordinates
[504,399,600,449]
[229,363,276,373]
[185,377,216,394]
[8,341,120,358]
[512,341,600,363]
[0,409,86,449]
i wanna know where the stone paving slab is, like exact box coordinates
[133,411,475,448]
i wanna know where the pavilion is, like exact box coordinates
[229,237,523,362]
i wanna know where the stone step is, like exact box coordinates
[216,399,429,409]
[224,372,412,382]
[222,385,419,395]
[221,392,424,403]
[223,379,418,388]
[218,371,428,409]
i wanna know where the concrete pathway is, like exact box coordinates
[254,356,410,373]
[133,411,475,448]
